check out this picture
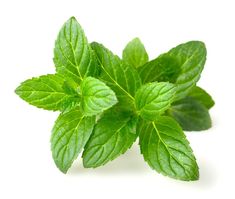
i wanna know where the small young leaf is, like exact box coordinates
[80,76,118,116]
[187,86,215,109]
[82,109,137,168]
[122,38,149,68]
[135,82,176,120]
[62,79,79,95]
[91,42,142,109]
[138,116,199,181]
[167,97,212,131]
[60,79,81,112]
[15,74,79,111]
[51,109,95,173]
[54,17,98,83]
[138,53,181,83]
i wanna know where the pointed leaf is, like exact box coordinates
[168,97,212,131]
[135,82,176,120]
[51,109,95,173]
[15,74,79,111]
[54,17,98,83]
[91,42,142,109]
[138,116,199,181]
[122,38,149,68]
[80,77,118,116]
[169,41,207,100]
[82,109,137,168]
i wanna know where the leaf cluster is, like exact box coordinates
[15,17,214,181]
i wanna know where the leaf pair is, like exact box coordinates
[15,16,214,181]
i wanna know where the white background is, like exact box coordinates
[0,0,234,198]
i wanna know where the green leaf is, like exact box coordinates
[138,116,199,181]
[168,41,207,100]
[54,17,98,84]
[135,82,176,120]
[122,38,149,68]
[91,42,142,109]
[51,108,95,173]
[82,108,137,168]
[80,77,118,116]
[15,74,79,111]
[167,97,212,131]
[187,86,215,109]
[138,41,206,101]
[138,53,181,84]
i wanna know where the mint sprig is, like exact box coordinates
[15,17,214,181]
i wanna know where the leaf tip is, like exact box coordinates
[14,85,20,96]
[188,40,206,50]
[58,167,69,174]
[70,16,77,21]
[53,158,70,174]
[187,169,199,181]
[132,37,141,42]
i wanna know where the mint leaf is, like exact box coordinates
[80,76,118,116]
[51,108,95,173]
[138,116,199,181]
[138,53,181,83]
[167,97,212,131]
[138,41,206,101]
[54,17,98,83]
[168,41,207,100]
[91,42,142,109]
[15,74,79,111]
[135,82,176,120]
[82,108,137,168]
[122,38,149,68]
[187,86,215,109]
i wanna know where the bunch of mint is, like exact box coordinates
[15,17,214,181]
